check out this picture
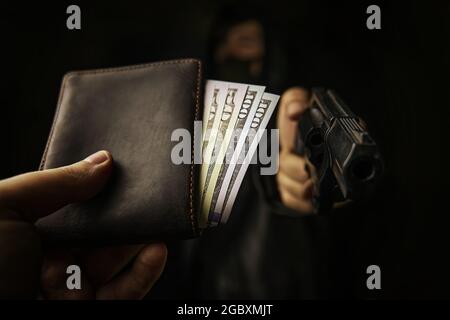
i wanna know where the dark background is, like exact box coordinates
[1,1,449,298]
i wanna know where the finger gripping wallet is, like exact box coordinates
[36,59,202,245]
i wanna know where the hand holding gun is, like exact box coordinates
[276,88,382,215]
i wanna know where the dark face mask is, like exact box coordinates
[215,59,261,84]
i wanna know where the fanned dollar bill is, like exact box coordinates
[199,80,279,228]
[199,81,248,227]
[216,93,280,224]
[204,85,265,226]
[201,80,225,151]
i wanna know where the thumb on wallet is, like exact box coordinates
[0,150,113,222]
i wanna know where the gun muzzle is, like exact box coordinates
[296,88,383,213]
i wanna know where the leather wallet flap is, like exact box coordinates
[36,59,202,245]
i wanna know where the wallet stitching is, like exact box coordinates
[189,60,201,236]
[40,58,201,236]
[62,59,200,77]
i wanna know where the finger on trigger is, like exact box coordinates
[277,171,309,199]
[279,152,309,183]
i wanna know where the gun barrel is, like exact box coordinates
[297,88,383,211]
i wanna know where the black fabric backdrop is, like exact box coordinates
[1,1,449,298]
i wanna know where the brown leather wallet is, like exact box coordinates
[35,59,202,245]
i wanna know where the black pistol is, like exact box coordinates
[297,88,383,214]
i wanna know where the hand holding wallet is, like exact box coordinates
[37,59,202,245]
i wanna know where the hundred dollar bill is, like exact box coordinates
[205,85,265,225]
[213,93,280,225]
[199,82,248,227]
[202,80,225,151]
[199,81,228,191]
